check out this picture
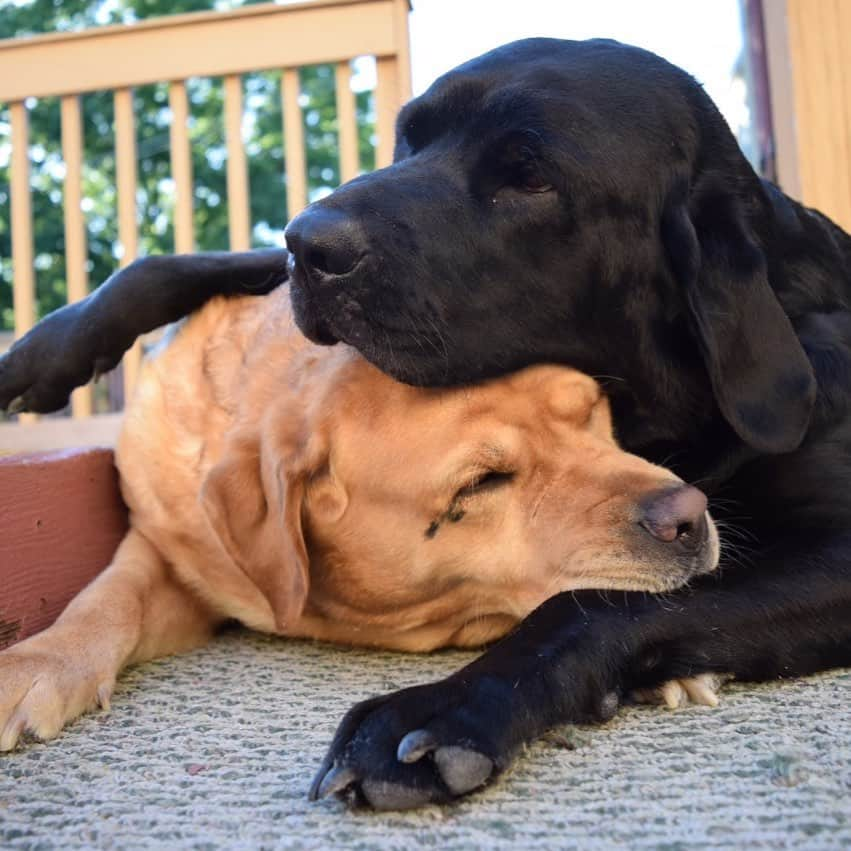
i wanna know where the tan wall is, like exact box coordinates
[782,0,851,231]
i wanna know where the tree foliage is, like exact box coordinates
[0,0,376,329]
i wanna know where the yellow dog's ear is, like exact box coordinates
[200,420,317,633]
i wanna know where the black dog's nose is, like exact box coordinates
[639,485,708,550]
[285,207,363,279]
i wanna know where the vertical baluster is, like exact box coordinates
[392,0,413,104]
[60,94,92,418]
[9,101,36,423]
[375,3,412,173]
[335,61,359,184]
[375,57,399,169]
[224,74,250,251]
[169,80,194,254]
[114,87,141,401]
[282,68,307,221]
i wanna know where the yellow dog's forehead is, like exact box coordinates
[334,357,601,426]
[325,359,604,493]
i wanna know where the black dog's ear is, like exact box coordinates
[662,178,816,454]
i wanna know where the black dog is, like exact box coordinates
[2,38,850,810]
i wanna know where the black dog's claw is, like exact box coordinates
[397,728,438,763]
[312,764,359,800]
[7,396,26,415]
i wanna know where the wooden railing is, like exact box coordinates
[0,0,411,448]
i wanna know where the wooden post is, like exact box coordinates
[114,87,142,400]
[224,74,251,251]
[283,67,308,220]
[9,101,36,424]
[335,60,359,183]
[169,80,195,254]
[61,95,93,418]
[375,57,399,169]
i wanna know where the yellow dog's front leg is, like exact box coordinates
[0,529,218,750]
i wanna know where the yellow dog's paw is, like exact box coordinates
[632,673,729,709]
[0,643,114,751]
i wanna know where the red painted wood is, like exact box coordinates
[0,448,128,649]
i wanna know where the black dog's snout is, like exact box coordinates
[639,485,708,552]
[285,207,364,279]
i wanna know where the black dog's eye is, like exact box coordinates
[455,470,516,500]
[513,161,553,193]
[501,144,553,194]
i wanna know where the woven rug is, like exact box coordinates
[1,630,849,850]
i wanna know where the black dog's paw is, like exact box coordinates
[310,676,517,811]
[0,302,118,414]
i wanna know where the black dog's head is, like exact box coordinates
[285,38,815,457]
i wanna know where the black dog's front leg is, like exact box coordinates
[312,535,851,810]
[0,249,289,414]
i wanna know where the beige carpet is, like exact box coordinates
[1,630,849,850]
